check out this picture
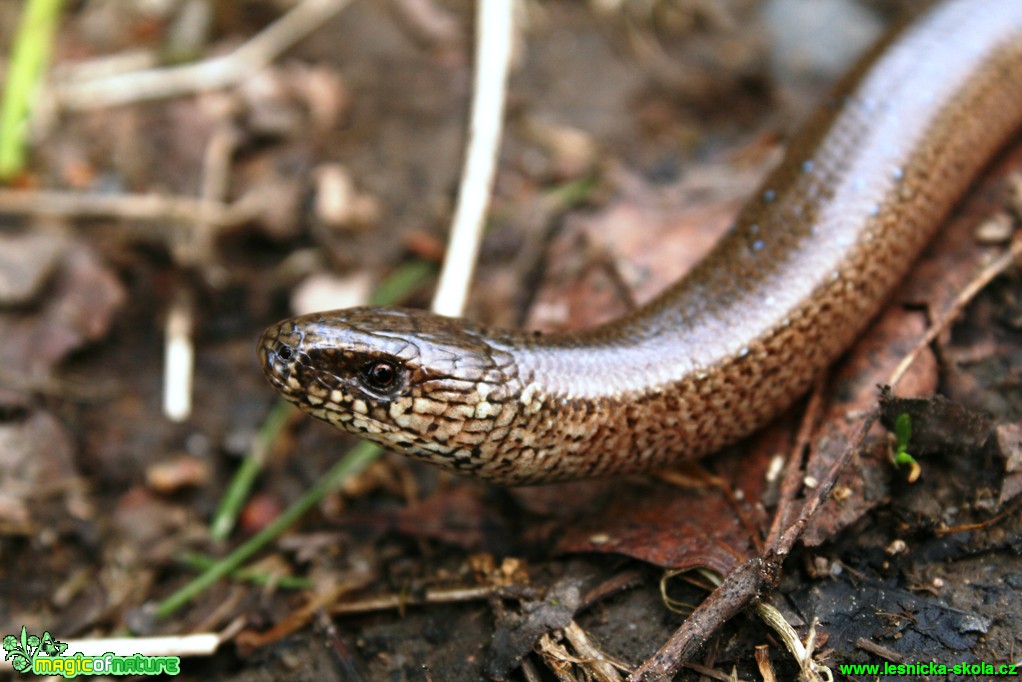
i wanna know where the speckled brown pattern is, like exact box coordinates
[260,0,1022,484]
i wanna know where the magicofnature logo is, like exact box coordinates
[3,626,180,677]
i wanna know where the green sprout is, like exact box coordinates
[891,413,920,483]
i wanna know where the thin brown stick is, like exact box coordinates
[53,0,353,109]
[765,379,827,548]
[163,120,236,422]
[628,410,878,681]
[888,234,1022,388]
[329,584,500,616]
[0,188,255,226]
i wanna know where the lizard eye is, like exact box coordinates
[361,360,399,391]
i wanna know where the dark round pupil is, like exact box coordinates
[277,345,294,361]
[367,362,396,387]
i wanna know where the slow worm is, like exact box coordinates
[260,0,1022,484]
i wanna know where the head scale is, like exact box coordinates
[258,307,524,475]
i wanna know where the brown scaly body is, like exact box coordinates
[260,0,1022,484]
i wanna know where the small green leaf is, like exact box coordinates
[891,413,920,482]
[895,413,912,446]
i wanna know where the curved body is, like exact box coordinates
[261,0,1022,484]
